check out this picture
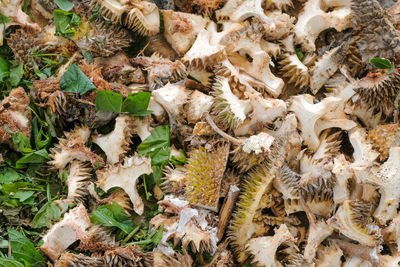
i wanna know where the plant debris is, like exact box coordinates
[1,0,400,266]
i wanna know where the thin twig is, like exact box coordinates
[203,112,242,146]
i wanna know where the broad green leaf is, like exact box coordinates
[95,90,122,113]
[0,13,11,24]
[121,92,152,116]
[1,182,32,195]
[137,125,171,166]
[53,10,80,39]
[15,149,50,169]
[7,228,46,267]
[60,64,97,95]
[55,0,74,11]
[370,57,395,74]
[91,202,134,233]
[31,201,62,228]
[13,191,34,202]
[9,63,24,87]
[0,168,20,184]
[0,257,24,267]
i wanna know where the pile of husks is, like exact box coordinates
[1,0,400,266]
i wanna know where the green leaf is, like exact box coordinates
[13,191,35,202]
[53,10,80,39]
[91,202,134,233]
[60,64,97,95]
[370,57,393,69]
[0,13,11,24]
[0,257,24,267]
[3,125,32,154]
[295,47,304,62]
[9,63,24,87]
[7,228,46,267]
[95,90,122,113]
[0,56,9,82]
[387,63,396,75]
[137,126,171,166]
[0,168,20,184]
[170,149,186,165]
[121,92,152,116]
[15,149,50,169]
[1,182,33,195]
[151,225,164,246]
[31,201,62,228]
[32,117,51,150]
[55,0,74,11]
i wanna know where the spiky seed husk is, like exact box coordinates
[103,245,152,267]
[352,0,400,62]
[91,0,160,36]
[228,137,288,263]
[210,76,250,130]
[279,53,310,88]
[6,28,41,71]
[73,21,133,57]
[184,143,229,211]
[328,200,381,247]
[77,225,117,251]
[55,252,104,267]
[354,70,400,115]
[161,165,187,193]
[133,53,187,90]
[66,160,91,202]
[230,146,265,174]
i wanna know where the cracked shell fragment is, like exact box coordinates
[96,154,152,215]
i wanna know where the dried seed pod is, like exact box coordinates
[294,0,352,52]
[66,161,91,202]
[103,245,152,267]
[133,54,187,90]
[309,42,349,94]
[352,0,400,62]
[49,125,103,170]
[91,0,160,36]
[41,204,91,260]
[153,250,193,267]
[55,252,104,267]
[92,114,135,164]
[289,94,356,151]
[0,87,32,150]
[367,123,400,161]
[354,70,400,116]
[184,143,230,211]
[162,10,208,56]
[73,21,134,57]
[228,137,288,263]
[245,224,296,267]
[210,76,251,130]
[0,0,40,45]
[354,147,400,225]
[96,154,152,215]
[77,224,117,251]
[328,200,381,246]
